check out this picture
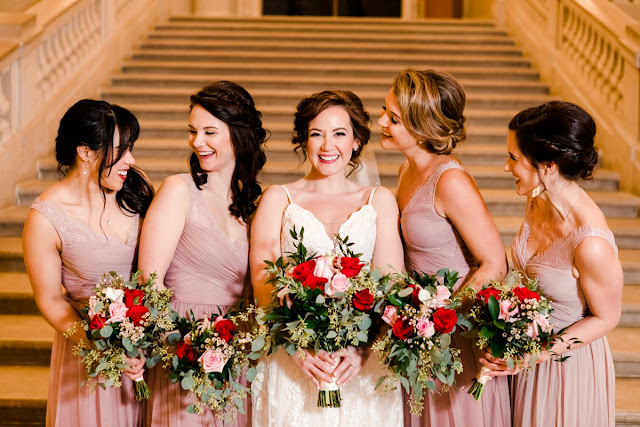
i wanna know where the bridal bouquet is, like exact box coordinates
[262,226,388,408]
[463,271,572,400]
[165,306,266,420]
[372,268,465,415]
[66,271,175,400]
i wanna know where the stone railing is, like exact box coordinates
[0,0,170,207]
[498,0,640,196]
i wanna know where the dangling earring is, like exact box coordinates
[82,160,89,176]
[531,181,545,198]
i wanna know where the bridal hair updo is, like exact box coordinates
[189,81,268,221]
[392,68,466,154]
[55,99,154,216]
[508,101,598,181]
[292,90,371,172]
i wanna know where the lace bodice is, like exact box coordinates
[280,186,377,264]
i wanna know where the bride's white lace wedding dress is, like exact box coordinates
[251,186,403,427]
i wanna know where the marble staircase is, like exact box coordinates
[0,16,639,426]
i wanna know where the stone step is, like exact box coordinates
[139,37,524,56]
[609,327,640,377]
[150,28,516,47]
[130,48,532,68]
[0,237,23,272]
[0,365,48,426]
[0,205,28,237]
[33,155,620,193]
[494,216,640,250]
[0,273,36,315]
[120,60,540,81]
[111,73,549,95]
[0,315,53,366]
[101,87,554,111]
[622,285,640,328]
[617,378,640,425]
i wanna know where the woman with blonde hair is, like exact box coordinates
[379,68,510,426]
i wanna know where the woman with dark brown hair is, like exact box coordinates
[250,90,405,426]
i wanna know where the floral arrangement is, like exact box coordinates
[372,268,465,415]
[165,306,266,421]
[66,271,175,400]
[463,271,574,399]
[261,227,388,408]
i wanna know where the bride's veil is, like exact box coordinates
[348,143,382,187]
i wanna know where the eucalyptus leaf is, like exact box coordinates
[167,332,181,346]
[246,367,258,382]
[399,376,411,394]
[397,288,413,298]
[95,361,108,373]
[99,325,113,338]
[356,331,368,342]
[252,336,265,352]
[358,316,372,331]
[186,404,197,414]
[172,355,179,369]
[326,331,338,339]
[181,374,194,390]
[439,333,451,349]
[122,336,134,352]
[375,375,386,390]
[315,294,326,304]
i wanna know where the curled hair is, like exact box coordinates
[508,101,598,180]
[392,68,466,154]
[189,81,268,221]
[55,99,153,216]
[292,90,370,174]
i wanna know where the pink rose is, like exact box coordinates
[525,313,551,338]
[276,286,292,309]
[313,256,334,281]
[198,349,228,373]
[183,332,192,345]
[434,285,451,308]
[416,318,436,338]
[382,306,398,326]
[326,272,350,297]
[498,300,519,323]
[105,302,128,324]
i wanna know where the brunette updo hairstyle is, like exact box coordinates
[189,81,268,222]
[508,101,598,180]
[392,68,466,154]
[292,90,370,174]
[55,99,153,216]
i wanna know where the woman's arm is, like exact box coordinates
[436,169,508,292]
[137,175,190,288]
[370,186,405,274]
[481,235,623,375]
[23,209,86,343]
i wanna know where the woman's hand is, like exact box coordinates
[123,350,146,381]
[291,348,336,388]
[479,349,550,377]
[331,346,369,386]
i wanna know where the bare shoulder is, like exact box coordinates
[259,184,290,207]
[437,165,476,194]
[157,174,190,196]
[36,180,76,204]
[371,186,399,213]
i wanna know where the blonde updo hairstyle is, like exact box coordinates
[392,68,466,154]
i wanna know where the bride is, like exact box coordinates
[250,90,405,426]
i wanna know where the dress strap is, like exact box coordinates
[572,225,618,255]
[427,161,467,205]
[367,187,378,205]
[280,185,293,203]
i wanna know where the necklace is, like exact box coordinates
[535,191,583,236]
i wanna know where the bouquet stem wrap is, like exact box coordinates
[317,379,341,408]
[467,365,492,400]
[133,376,150,401]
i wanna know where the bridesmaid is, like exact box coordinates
[480,101,623,426]
[378,68,510,426]
[138,81,267,426]
[22,99,154,426]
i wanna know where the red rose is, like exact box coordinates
[127,305,149,326]
[353,289,375,312]
[292,260,316,281]
[124,289,145,308]
[408,284,422,308]
[176,341,198,363]
[432,308,458,334]
[513,286,540,303]
[392,317,414,340]
[476,287,501,305]
[302,275,328,290]
[89,315,107,330]
[215,318,237,342]
[340,257,364,278]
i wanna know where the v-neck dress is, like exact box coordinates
[31,199,141,427]
[509,201,617,427]
[251,185,403,427]
[400,161,510,427]
[144,174,251,427]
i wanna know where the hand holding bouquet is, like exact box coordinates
[166,306,266,421]
[463,271,574,399]
[66,271,175,400]
[262,227,387,408]
[372,268,465,415]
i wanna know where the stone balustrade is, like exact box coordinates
[0,0,170,208]
[499,0,640,196]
